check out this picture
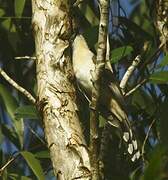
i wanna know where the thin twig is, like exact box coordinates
[120,55,141,93]
[28,125,46,145]
[0,16,31,19]
[139,42,164,72]
[73,0,83,6]
[124,79,147,97]
[0,68,36,104]
[142,118,156,162]
[15,56,36,60]
[0,154,20,176]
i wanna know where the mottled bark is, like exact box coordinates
[31,0,91,179]
[90,0,109,179]
[155,0,168,51]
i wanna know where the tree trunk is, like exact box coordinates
[31,0,91,179]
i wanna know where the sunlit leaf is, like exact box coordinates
[15,0,26,17]
[149,71,168,84]
[9,173,32,180]
[21,151,45,180]
[0,84,24,148]
[119,16,152,40]
[15,105,39,119]
[1,18,11,31]
[35,150,50,159]
[110,46,133,63]
[79,4,99,26]
[159,54,168,67]
[141,146,166,180]
[0,85,18,120]
[158,100,168,148]
[132,89,156,115]
[0,8,5,16]
[1,124,21,149]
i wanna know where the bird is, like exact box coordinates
[72,34,140,162]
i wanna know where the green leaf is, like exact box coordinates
[0,84,18,120]
[158,100,168,148]
[1,124,21,149]
[159,54,168,67]
[129,166,141,180]
[0,122,4,145]
[119,16,152,40]
[1,18,11,31]
[132,89,156,116]
[35,150,50,159]
[149,71,168,84]
[15,105,39,119]
[79,4,99,26]
[84,26,98,50]
[99,115,106,128]
[21,151,45,180]
[0,84,24,148]
[110,46,133,63]
[14,0,26,17]
[142,146,166,180]
[9,173,32,180]
[0,8,5,17]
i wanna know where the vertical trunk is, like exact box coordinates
[31,0,91,179]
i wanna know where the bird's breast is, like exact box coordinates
[74,64,94,95]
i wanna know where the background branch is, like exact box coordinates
[124,79,147,97]
[120,55,141,94]
[0,68,36,104]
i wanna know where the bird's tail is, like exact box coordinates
[107,114,141,162]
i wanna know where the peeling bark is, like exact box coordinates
[155,0,168,51]
[31,0,91,179]
[90,0,109,179]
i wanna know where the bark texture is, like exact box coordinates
[155,0,168,51]
[32,0,91,179]
[90,0,109,179]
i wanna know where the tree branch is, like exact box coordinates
[142,118,156,162]
[0,153,20,176]
[120,55,141,94]
[90,0,109,179]
[15,56,36,60]
[124,79,147,97]
[0,68,36,104]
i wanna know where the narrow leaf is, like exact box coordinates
[159,54,168,67]
[9,173,32,180]
[1,124,21,149]
[35,150,50,159]
[15,105,39,119]
[79,4,99,26]
[0,8,5,16]
[119,16,152,40]
[0,84,24,148]
[21,151,45,180]
[14,0,26,17]
[142,146,166,180]
[0,84,18,119]
[111,46,133,63]
[149,71,168,84]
